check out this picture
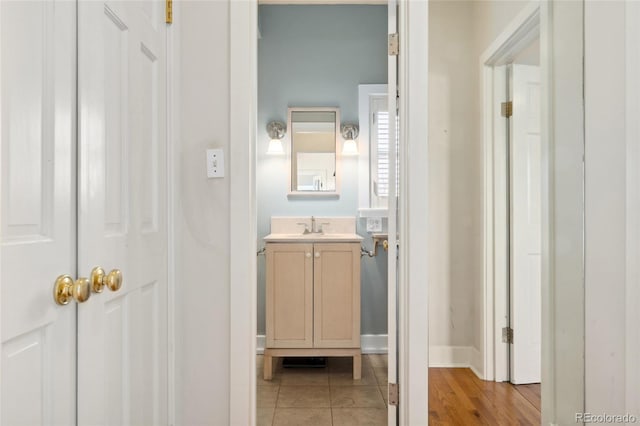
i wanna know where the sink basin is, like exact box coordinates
[266,217,361,243]
[264,233,363,243]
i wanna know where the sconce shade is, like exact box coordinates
[266,121,286,155]
[340,123,359,156]
[342,139,358,156]
[267,139,284,154]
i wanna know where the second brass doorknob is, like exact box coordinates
[90,267,123,293]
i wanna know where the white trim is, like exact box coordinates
[428,346,471,368]
[256,334,389,355]
[626,1,640,417]
[229,1,258,425]
[541,2,585,423]
[398,1,429,425]
[427,346,483,377]
[360,334,388,354]
[480,2,540,67]
[256,336,266,355]
[539,3,555,422]
[480,1,540,384]
[166,3,180,424]
[469,347,484,380]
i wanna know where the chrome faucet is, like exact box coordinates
[311,216,330,234]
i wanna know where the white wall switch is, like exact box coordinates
[366,217,382,233]
[206,149,224,178]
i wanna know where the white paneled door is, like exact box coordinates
[1,1,168,424]
[509,64,541,385]
[77,1,168,424]
[1,2,77,424]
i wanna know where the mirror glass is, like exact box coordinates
[290,109,338,193]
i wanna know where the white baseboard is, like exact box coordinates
[428,345,485,380]
[428,345,471,367]
[256,335,266,355]
[360,334,388,354]
[469,346,484,379]
[256,334,388,355]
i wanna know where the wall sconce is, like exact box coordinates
[266,121,286,155]
[341,123,359,156]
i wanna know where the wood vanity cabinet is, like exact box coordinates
[264,242,361,379]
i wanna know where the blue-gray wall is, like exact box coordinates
[257,5,388,335]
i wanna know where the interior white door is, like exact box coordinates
[509,64,541,385]
[1,1,77,424]
[387,0,398,423]
[77,1,168,424]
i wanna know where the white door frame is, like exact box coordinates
[166,3,179,424]
[227,1,429,424]
[627,1,640,416]
[480,1,540,383]
[482,1,587,424]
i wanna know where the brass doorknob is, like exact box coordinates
[90,267,123,293]
[53,275,91,305]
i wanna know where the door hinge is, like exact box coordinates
[502,326,513,344]
[388,33,399,56]
[501,101,513,118]
[388,382,399,406]
[166,0,173,24]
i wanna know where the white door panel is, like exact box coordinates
[387,0,398,423]
[510,64,541,385]
[1,1,77,424]
[77,1,168,424]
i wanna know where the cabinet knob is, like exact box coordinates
[315,252,320,258]
[306,252,311,258]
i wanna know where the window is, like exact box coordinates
[370,97,390,208]
[359,86,399,211]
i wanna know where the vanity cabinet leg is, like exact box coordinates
[264,353,273,380]
[353,353,362,380]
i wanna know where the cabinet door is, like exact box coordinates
[266,243,313,348]
[313,243,361,348]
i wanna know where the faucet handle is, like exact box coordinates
[318,222,331,234]
[296,222,311,234]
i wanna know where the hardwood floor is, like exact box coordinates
[429,368,541,425]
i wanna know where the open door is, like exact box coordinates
[387,0,399,423]
[509,64,541,385]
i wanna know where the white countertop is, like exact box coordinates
[264,233,363,243]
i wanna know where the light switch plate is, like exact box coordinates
[366,217,382,233]
[206,149,224,178]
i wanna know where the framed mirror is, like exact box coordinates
[288,107,340,198]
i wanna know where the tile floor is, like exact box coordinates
[257,354,389,426]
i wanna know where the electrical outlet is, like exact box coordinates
[206,149,224,178]
[366,217,382,233]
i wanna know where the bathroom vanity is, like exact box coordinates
[263,217,363,380]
